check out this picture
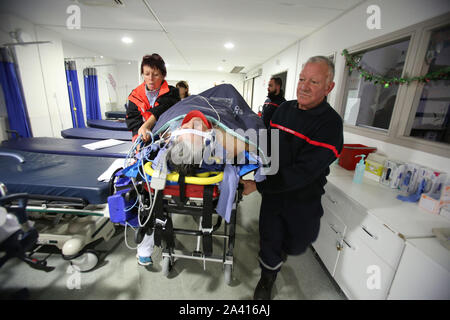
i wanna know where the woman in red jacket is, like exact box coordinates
[126,53,180,142]
[126,54,179,266]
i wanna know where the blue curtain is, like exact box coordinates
[0,47,32,138]
[65,61,85,128]
[83,67,102,120]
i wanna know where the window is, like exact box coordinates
[337,13,450,157]
[342,38,410,131]
[406,24,450,144]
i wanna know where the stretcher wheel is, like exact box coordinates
[69,250,99,272]
[224,264,232,285]
[162,256,172,277]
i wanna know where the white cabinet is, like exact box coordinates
[312,204,346,276]
[387,238,450,300]
[314,166,450,300]
[333,229,396,300]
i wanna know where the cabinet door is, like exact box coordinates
[312,206,346,276]
[334,231,395,300]
[388,240,450,300]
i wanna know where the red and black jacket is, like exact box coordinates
[126,80,180,140]
[256,99,343,199]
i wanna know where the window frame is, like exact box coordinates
[335,12,450,158]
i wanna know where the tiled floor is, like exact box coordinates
[0,190,346,300]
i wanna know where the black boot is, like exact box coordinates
[253,270,277,300]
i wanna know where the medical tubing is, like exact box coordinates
[123,222,138,250]
[124,196,139,212]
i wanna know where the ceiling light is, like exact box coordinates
[121,36,133,44]
[217,66,224,71]
[224,42,234,49]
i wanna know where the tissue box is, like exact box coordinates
[364,153,386,182]
[419,194,441,215]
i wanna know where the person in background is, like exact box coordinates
[176,80,190,100]
[126,53,180,266]
[261,77,286,128]
[126,53,180,143]
[241,56,344,300]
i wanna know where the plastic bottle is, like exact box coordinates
[353,154,366,184]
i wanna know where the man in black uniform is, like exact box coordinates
[241,56,343,300]
[261,77,286,128]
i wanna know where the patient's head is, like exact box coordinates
[167,111,213,175]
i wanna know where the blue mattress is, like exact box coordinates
[61,128,132,141]
[1,137,131,158]
[105,111,126,119]
[0,148,115,204]
[87,119,128,131]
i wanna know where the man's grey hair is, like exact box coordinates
[305,56,335,83]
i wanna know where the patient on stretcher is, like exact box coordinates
[109,84,267,266]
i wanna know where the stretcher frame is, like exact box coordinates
[154,185,242,285]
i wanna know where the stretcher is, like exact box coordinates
[0,148,116,271]
[87,119,128,131]
[61,127,132,141]
[1,137,131,158]
[108,84,266,284]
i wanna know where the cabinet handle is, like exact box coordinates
[342,238,354,250]
[362,226,378,240]
[325,194,337,204]
[329,224,339,234]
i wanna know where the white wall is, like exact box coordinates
[0,13,73,138]
[116,61,140,110]
[245,0,450,173]
[251,42,300,112]
[166,70,245,96]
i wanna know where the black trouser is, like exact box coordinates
[258,191,322,273]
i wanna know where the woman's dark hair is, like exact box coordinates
[141,53,167,76]
[176,80,190,96]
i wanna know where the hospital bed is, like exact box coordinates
[1,137,132,158]
[61,127,132,141]
[0,148,117,272]
[105,110,126,119]
[87,119,128,131]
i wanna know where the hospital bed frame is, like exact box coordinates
[9,194,115,272]
[0,149,118,272]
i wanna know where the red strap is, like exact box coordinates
[264,102,279,107]
[270,120,340,158]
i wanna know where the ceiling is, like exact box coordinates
[0,0,365,73]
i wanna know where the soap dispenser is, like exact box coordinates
[353,154,366,184]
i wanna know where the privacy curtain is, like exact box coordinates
[65,60,86,128]
[83,67,102,120]
[0,47,32,138]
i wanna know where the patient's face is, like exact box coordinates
[170,116,209,166]
[177,116,209,150]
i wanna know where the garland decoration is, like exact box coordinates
[341,49,450,88]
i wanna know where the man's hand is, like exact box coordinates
[240,179,257,196]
